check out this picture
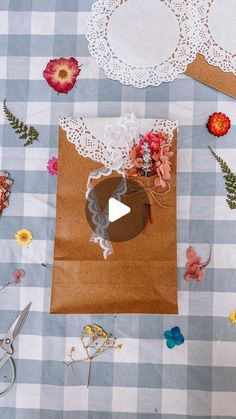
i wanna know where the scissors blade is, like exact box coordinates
[0,352,12,370]
[6,303,31,343]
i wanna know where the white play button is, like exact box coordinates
[108,197,131,223]
[85,177,149,241]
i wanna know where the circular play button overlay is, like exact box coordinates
[85,177,150,242]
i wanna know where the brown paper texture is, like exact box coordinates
[186,53,236,99]
[50,126,178,314]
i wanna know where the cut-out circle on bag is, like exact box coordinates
[85,177,150,242]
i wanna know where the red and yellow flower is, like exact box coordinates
[207,112,231,137]
[43,57,81,94]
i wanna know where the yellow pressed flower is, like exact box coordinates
[92,324,102,333]
[84,325,94,337]
[230,309,236,325]
[93,324,107,337]
[100,331,108,338]
[92,324,100,330]
[15,229,33,246]
[66,324,122,386]
[84,325,91,332]
[117,344,123,351]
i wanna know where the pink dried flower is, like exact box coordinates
[127,132,173,188]
[0,172,13,215]
[144,131,167,154]
[0,268,26,292]
[12,269,26,284]
[184,246,212,282]
[154,147,173,188]
[47,156,58,175]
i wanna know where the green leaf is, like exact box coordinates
[19,133,28,139]
[3,99,39,146]
[209,146,236,210]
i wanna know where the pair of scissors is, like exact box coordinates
[0,303,31,397]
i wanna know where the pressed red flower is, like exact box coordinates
[144,132,167,153]
[207,112,231,137]
[43,57,81,94]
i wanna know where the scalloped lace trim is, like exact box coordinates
[59,114,178,174]
[198,0,236,75]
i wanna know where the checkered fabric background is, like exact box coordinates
[0,1,236,418]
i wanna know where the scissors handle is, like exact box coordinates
[0,353,16,397]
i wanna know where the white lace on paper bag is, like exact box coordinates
[88,174,128,258]
[86,0,236,88]
[60,114,178,258]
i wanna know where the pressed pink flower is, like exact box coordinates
[0,172,13,215]
[0,268,26,292]
[155,167,167,188]
[47,156,58,175]
[0,172,12,189]
[43,57,81,94]
[154,147,173,188]
[184,246,212,282]
[133,157,143,169]
[12,269,26,284]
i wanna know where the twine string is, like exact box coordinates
[126,179,171,208]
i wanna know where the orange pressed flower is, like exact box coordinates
[207,112,231,137]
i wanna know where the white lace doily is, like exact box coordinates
[86,0,236,88]
[86,0,203,88]
[59,113,178,176]
[199,0,236,74]
[60,114,178,258]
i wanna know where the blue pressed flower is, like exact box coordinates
[164,326,184,349]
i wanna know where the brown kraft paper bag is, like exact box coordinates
[186,53,236,99]
[50,126,178,314]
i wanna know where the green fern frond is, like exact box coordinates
[3,99,39,146]
[209,146,236,209]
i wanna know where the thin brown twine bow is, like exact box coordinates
[125,179,171,208]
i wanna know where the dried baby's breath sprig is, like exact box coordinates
[65,324,122,387]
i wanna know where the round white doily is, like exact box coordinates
[199,0,236,74]
[87,0,236,87]
[86,0,203,88]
